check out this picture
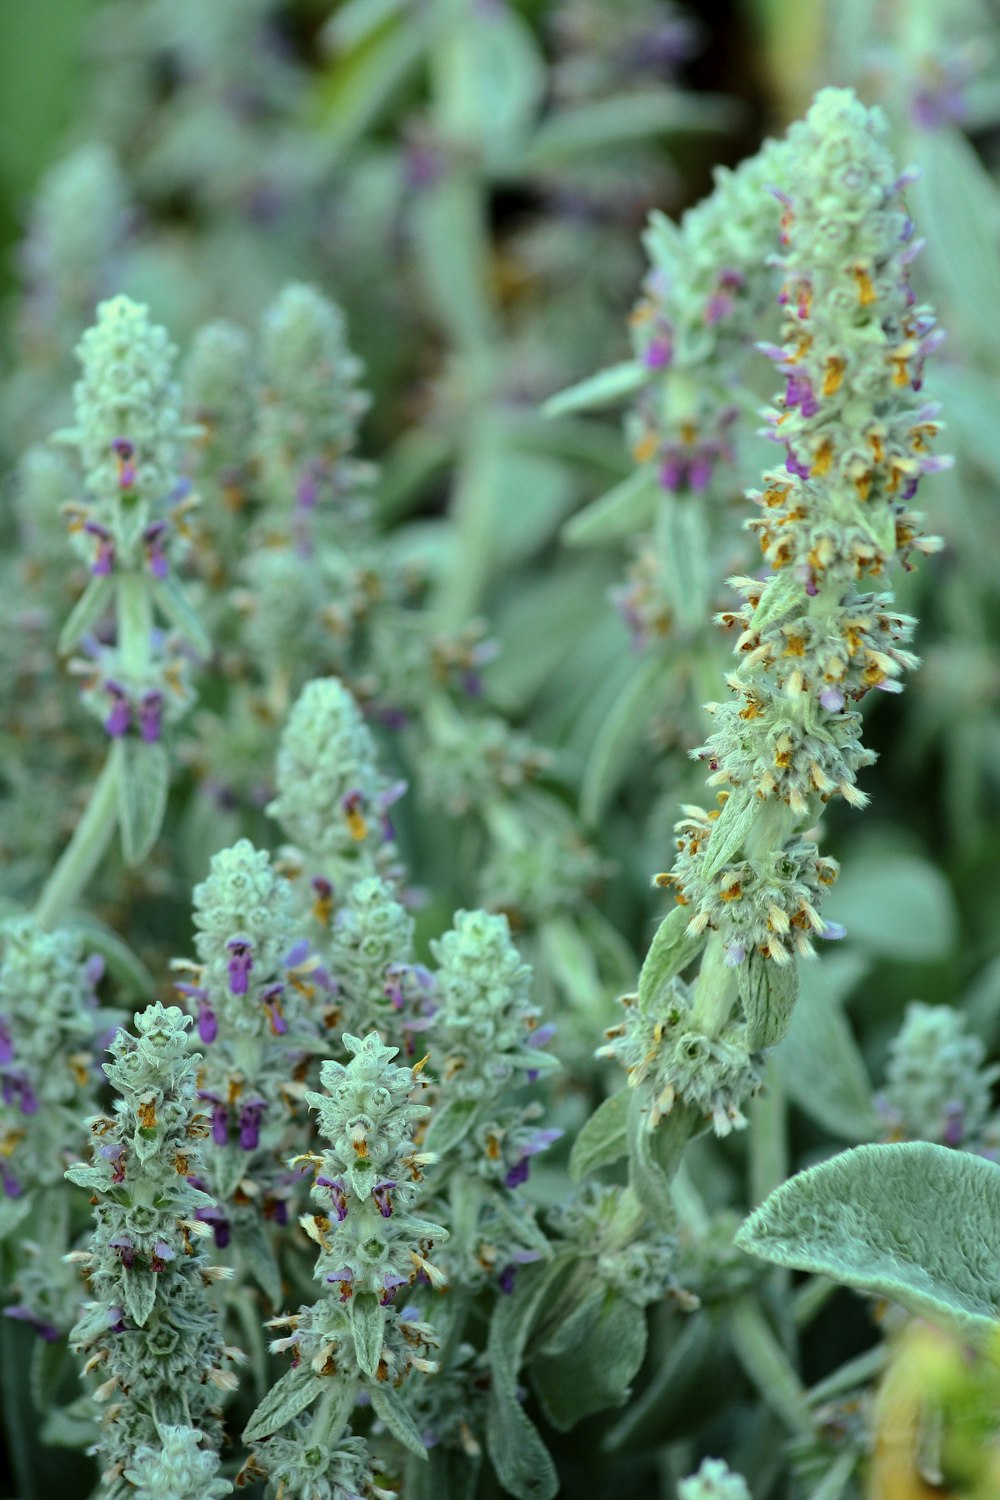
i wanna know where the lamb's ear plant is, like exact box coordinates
[722,91,1000,1355]
[35,294,207,928]
[64,1003,240,1498]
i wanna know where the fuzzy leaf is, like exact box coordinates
[909,124,1000,364]
[569,1089,629,1182]
[562,467,659,547]
[739,952,799,1050]
[486,1256,568,1496]
[115,739,170,867]
[58,575,114,656]
[532,1290,647,1431]
[121,1268,157,1329]
[369,1383,428,1460]
[541,361,646,419]
[242,1365,323,1442]
[603,1308,736,1452]
[150,575,211,659]
[522,91,736,171]
[626,1090,696,1231]
[654,492,711,631]
[827,848,956,962]
[774,954,878,1141]
[580,651,664,825]
[240,1215,283,1308]
[700,788,758,882]
[0,1194,31,1239]
[736,1142,1000,1344]
[486,1385,558,1500]
[425,1097,480,1155]
[351,1291,386,1379]
[638,905,703,1011]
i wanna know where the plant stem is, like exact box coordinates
[34,750,120,930]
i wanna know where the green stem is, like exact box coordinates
[749,1068,787,1207]
[33,750,120,930]
[309,1376,358,1449]
[689,930,737,1039]
[730,1295,812,1437]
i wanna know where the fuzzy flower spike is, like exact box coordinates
[604,88,948,1144]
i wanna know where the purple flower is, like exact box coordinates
[381,1273,407,1306]
[226,936,254,996]
[4,1305,60,1341]
[317,1177,349,1221]
[1,1165,21,1198]
[109,1234,135,1270]
[372,1181,396,1218]
[196,1204,231,1249]
[142,521,169,579]
[197,999,217,1044]
[238,1100,267,1151]
[112,437,137,490]
[644,336,672,369]
[104,683,131,738]
[820,685,845,712]
[0,1018,12,1065]
[138,690,163,744]
[84,520,115,575]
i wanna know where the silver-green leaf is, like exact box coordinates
[736,1142,1000,1345]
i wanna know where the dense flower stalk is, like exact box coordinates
[66,1004,239,1498]
[605,87,948,1140]
[246,1034,444,1493]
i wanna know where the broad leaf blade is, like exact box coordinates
[116,740,170,867]
[569,1089,629,1182]
[737,1142,1000,1345]
[243,1365,323,1442]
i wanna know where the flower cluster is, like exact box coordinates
[268,677,405,886]
[66,1004,238,1498]
[248,1034,444,1492]
[173,839,331,1268]
[57,296,205,753]
[627,137,789,497]
[254,282,372,537]
[122,1423,232,1500]
[0,918,108,1340]
[663,809,840,966]
[186,838,323,1042]
[666,88,947,956]
[67,296,189,571]
[0,918,105,1203]
[426,910,560,1287]
[547,1184,678,1308]
[601,985,763,1136]
[877,1002,999,1150]
[325,877,433,1042]
[678,1458,752,1500]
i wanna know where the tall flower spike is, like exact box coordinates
[268,677,405,882]
[22,143,130,335]
[604,88,948,1143]
[189,839,317,1039]
[254,283,371,525]
[431,910,558,1101]
[72,295,182,529]
[628,135,790,499]
[244,1033,444,1485]
[878,1003,999,1149]
[66,1005,237,1498]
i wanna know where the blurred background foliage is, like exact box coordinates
[4,1,1000,1496]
